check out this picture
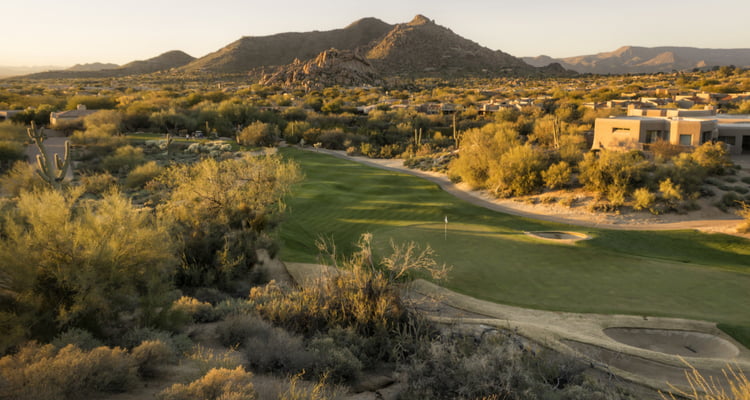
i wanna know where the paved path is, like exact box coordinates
[301,147,746,236]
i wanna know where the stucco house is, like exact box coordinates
[49,104,98,127]
[593,106,750,155]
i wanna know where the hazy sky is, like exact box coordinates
[5,0,750,67]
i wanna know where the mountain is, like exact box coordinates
[365,15,533,77]
[0,65,65,78]
[181,17,393,74]
[19,50,195,79]
[67,62,118,72]
[523,46,750,74]
[259,48,380,89]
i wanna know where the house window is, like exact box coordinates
[718,136,736,146]
[679,134,692,146]
[701,131,713,144]
[612,127,630,133]
[645,130,667,143]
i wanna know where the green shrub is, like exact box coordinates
[237,121,279,147]
[0,161,47,196]
[400,334,612,400]
[158,367,255,400]
[102,145,145,173]
[132,339,175,378]
[716,191,743,212]
[542,161,571,190]
[119,328,193,355]
[187,345,244,375]
[307,336,363,383]
[79,171,117,195]
[70,126,126,151]
[244,327,313,375]
[741,177,750,185]
[0,343,138,400]
[632,187,657,214]
[171,296,218,323]
[691,141,733,175]
[0,140,26,168]
[216,313,273,347]
[124,161,162,189]
[488,144,547,197]
[51,328,103,350]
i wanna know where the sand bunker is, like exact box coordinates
[525,231,590,242]
[604,327,740,358]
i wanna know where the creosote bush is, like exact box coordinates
[102,145,146,173]
[0,342,138,400]
[158,366,255,400]
[124,160,163,188]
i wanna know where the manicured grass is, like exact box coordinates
[278,148,750,346]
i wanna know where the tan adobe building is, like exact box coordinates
[49,104,98,126]
[593,106,750,155]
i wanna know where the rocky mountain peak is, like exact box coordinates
[408,14,432,26]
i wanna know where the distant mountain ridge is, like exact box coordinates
[523,46,750,74]
[11,15,573,80]
[181,17,394,74]
[21,50,195,79]
[67,62,119,72]
[364,15,532,77]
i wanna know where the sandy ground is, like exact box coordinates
[302,147,750,238]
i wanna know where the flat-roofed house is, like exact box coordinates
[50,104,98,127]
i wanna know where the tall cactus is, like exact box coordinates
[27,121,71,188]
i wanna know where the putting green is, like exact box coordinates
[277,148,750,345]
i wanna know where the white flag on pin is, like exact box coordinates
[444,216,448,224]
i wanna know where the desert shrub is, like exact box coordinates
[660,361,750,400]
[738,202,750,233]
[119,327,193,355]
[732,185,750,194]
[448,123,520,189]
[132,339,175,378]
[0,342,138,400]
[0,161,47,196]
[691,141,733,175]
[579,150,648,199]
[215,313,274,347]
[0,188,178,344]
[244,327,313,375]
[214,298,257,318]
[102,145,145,173]
[608,185,628,208]
[276,372,345,400]
[400,334,612,400]
[487,144,547,197]
[741,177,750,185]
[158,367,255,400]
[0,120,26,141]
[307,336,363,383]
[542,161,572,190]
[124,160,163,189]
[187,345,244,375]
[283,121,311,144]
[632,187,658,214]
[79,171,117,194]
[0,140,26,169]
[156,154,300,290]
[51,328,103,350]
[237,121,279,147]
[649,139,684,161]
[171,296,218,323]
[716,191,743,212]
[70,126,126,151]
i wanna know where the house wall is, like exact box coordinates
[668,119,717,146]
[593,118,668,150]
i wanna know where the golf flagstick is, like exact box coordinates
[444,215,448,240]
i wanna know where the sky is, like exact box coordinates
[4,0,750,67]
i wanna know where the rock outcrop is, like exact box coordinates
[260,49,380,89]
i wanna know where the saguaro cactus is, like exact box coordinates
[27,121,70,188]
